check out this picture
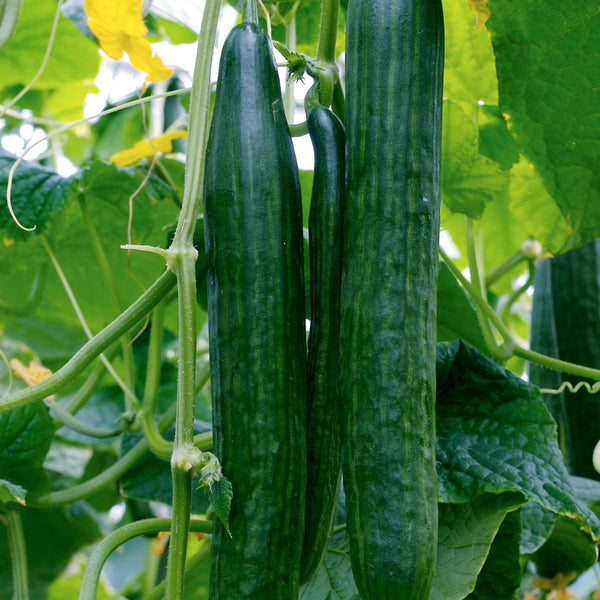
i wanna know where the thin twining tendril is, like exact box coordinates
[540,380,600,395]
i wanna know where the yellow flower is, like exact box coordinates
[109,130,187,166]
[468,0,491,29]
[84,0,172,83]
[533,572,577,591]
[10,359,52,387]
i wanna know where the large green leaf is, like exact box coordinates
[436,261,488,354]
[441,0,498,105]
[0,158,179,334]
[441,101,507,219]
[464,509,521,600]
[487,0,600,249]
[436,341,598,537]
[430,494,523,600]
[0,0,99,118]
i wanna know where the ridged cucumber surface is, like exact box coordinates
[300,106,345,584]
[341,0,444,598]
[203,21,307,599]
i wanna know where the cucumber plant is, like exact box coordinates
[3,1,600,600]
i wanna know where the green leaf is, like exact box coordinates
[464,509,521,600]
[431,493,524,600]
[436,341,595,534]
[477,105,519,171]
[0,159,180,334]
[0,478,26,506]
[0,150,76,240]
[441,101,508,219]
[487,0,600,248]
[0,0,99,118]
[522,476,600,579]
[208,476,233,538]
[0,401,53,495]
[441,0,498,105]
[508,158,569,254]
[437,261,488,353]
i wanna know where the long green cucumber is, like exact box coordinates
[529,258,573,471]
[300,106,345,584]
[530,240,600,479]
[203,21,307,599]
[341,0,444,598]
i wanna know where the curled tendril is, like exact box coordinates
[540,380,600,395]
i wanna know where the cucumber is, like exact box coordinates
[300,106,345,584]
[203,21,307,599]
[341,0,444,598]
[530,240,600,479]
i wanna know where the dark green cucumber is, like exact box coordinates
[300,106,345,584]
[530,240,600,479]
[203,21,307,599]
[341,0,444,598]
[529,258,573,471]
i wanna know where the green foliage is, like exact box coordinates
[1,0,600,598]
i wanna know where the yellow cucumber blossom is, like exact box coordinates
[84,0,172,83]
[109,130,187,166]
[10,359,52,386]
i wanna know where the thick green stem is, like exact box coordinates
[164,1,221,597]
[4,508,29,600]
[78,518,212,600]
[315,0,339,64]
[284,16,297,120]
[78,195,137,412]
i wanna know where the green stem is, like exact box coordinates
[78,518,212,600]
[242,0,258,23]
[78,195,137,412]
[164,0,221,597]
[464,218,510,361]
[315,0,339,64]
[143,541,212,600]
[484,250,526,288]
[499,260,535,326]
[284,16,297,121]
[140,300,174,460]
[331,78,345,125]
[4,508,29,600]
[46,397,130,439]
[440,248,600,382]
[0,270,176,414]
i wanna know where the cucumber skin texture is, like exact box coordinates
[530,240,600,479]
[300,107,345,584]
[203,22,307,599]
[341,1,444,598]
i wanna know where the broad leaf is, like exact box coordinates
[0,478,26,506]
[0,401,53,495]
[436,341,598,537]
[430,493,523,600]
[464,509,521,600]
[441,101,507,219]
[487,0,600,248]
[436,261,488,354]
